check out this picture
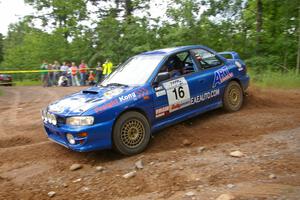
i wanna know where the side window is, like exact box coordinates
[192,49,222,69]
[158,51,197,80]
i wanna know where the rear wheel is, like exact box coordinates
[112,111,150,155]
[223,81,243,112]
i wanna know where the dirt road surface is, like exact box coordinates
[0,86,299,200]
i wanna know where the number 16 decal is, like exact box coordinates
[163,77,191,112]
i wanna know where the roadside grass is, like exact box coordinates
[249,71,300,89]
[15,80,41,86]
[0,89,3,96]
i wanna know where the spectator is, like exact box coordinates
[53,60,60,85]
[102,59,113,78]
[60,62,69,77]
[40,60,48,87]
[95,61,103,83]
[70,62,80,86]
[88,70,96,86]
[48,64,54,86]
[79,60,88,86]
[67,62,72,86]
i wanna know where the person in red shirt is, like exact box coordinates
[70,62,79,86]
[79,60,88,86]
[88,70,96,86]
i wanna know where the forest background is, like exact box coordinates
[0,0,299,88]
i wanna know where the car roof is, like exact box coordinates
[139,45,214,56]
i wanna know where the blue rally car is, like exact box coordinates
[42,45,249,155]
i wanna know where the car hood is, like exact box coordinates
[47,86,136,116]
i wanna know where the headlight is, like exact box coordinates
[47,112,52,123]
[66,116,94,126]
[42,110,57,125]
[50,114,57,125]
[66,133,75,144]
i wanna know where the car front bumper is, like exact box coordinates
[43,119,114,152]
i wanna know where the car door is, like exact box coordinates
[189,48,227,108]
[152,51,200,122]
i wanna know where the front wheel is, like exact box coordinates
[223,81,243,112]
[112,111,151,155]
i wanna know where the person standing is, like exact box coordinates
[40,60,48,87]
[70,62,80,86]
[48,64,54,87]
[60,62,69,86]
[79,60,87,86]
[67,62,72,86]
[88,70,96,85]
[102,59,113,78]
[95,61,103,83]
[60,62,68,76]
[52,60,60,85]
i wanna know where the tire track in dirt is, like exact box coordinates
[0,86,299,200]
[0,86,84,149]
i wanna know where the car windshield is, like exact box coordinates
[100,55,164,86]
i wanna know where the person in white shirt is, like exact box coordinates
[60,62,69,77]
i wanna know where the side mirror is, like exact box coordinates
[153,72,170,85]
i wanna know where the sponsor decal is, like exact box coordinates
[171,103,181,110]
[191,89,220,104]
[135,88,149,98]
[213,66,233,88]
[119,92,137,102]
[94,99,119,113]
[154,86,163,92]
[163,78,185,90]
[156,90,167,97]
[48,95,98,114]
[155,106,169,118]
[103,88,124,99]
[155,89,220,118]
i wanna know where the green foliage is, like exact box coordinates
[0,33,3,63]
[15,79,42,86]
[24,0,88,39]
[250,70,300,89]
[0,0,299,82]
[1,21,68,70]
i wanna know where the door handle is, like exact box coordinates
[198,79,204,83]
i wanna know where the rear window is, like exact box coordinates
[219,53,233,59]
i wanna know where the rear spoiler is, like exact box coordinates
[218,51,241,60]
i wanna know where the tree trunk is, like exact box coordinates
[256,0,263,54]
[124,0,133,18]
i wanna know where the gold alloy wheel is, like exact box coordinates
[228,85,241,107]
[120,119,145,148]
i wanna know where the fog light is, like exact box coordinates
[66,133,75,145]
[79,140,84,144]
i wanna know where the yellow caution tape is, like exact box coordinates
[0,68,99,74]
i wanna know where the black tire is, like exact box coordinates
[223,81,243,112]
[112,111,151,155]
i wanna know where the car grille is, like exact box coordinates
[56,116,66,125]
